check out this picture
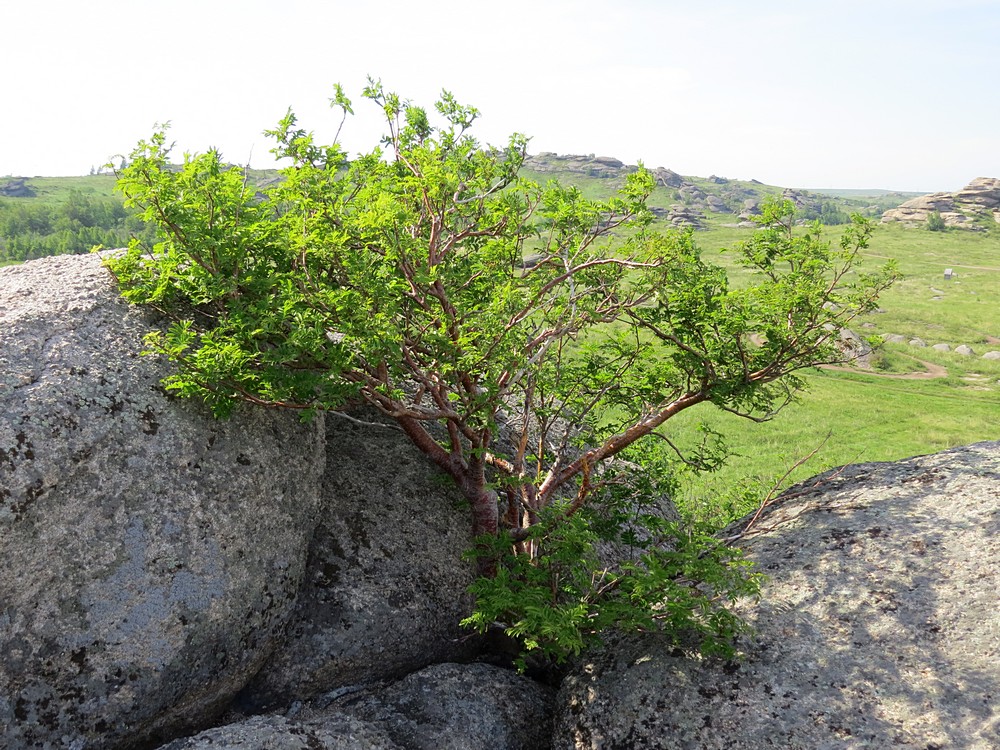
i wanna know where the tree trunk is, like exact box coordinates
[466,482,500,577]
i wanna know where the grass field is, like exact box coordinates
[2,174,121,203]
[665,219,1000,525]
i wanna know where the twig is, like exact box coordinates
[327,410,404,431]
[723,433,832,543]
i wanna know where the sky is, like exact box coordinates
[3,0,999,192]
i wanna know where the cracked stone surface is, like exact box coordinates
[554,442,1000,749]
[159,663,554,750]
[1,254,326,749]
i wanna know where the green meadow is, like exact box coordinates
[666,218,1000,524]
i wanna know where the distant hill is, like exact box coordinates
[807,187,927,199]
[522,153,916,229]
[0,158,928,266]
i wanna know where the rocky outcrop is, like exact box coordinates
[653,167,685,188]
[955,176,1000,209]
[0,254,326,748]
[664,205,706,229]
[881,177,1000,229]
[1,254,481,748]
[704,195,728,213]
[0,177,34,197]
[162,663,554,750]
[781,187,810,210]
[678,184,706,202]
[738,198,760,221]
[554,442,1000,748]
[524,154,698,196]
[524,153,635,179]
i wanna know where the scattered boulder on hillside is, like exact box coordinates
[837,327,873,362]
[932,343,951,352]
[738,199,760,220]
[983,350,1000,360]
[707,174,728,184]
[0,254,326,749]
[665,205,706,229]
[704,194,729,213]
[882,333,907,344]
[160,663,554,750]
[881,177,1000,229]
[652,167,685,187]
[0,177,34,197]
[955,344,976,356]
[678,184,707,202]
[553,442,1000,749]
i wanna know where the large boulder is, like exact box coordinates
[240,414,478,709]
[0,254,326,748]
[156,713,403,749]
[954,176,1000,208]
[335,662,555,750]
[0,177,34,197]
[882,177,1000,228]
[554,442,1000,749]
[160,662,554,750]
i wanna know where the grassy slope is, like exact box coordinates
[515,162,1000,522]
[664,220,1000,523]
[2,174,122,203]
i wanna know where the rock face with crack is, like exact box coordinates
[553,442,1000,749]
[238,416,478,710]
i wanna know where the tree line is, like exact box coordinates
[0,190,156,264]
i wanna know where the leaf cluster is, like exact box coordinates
[462,449,762,669]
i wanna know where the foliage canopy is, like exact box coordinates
[106,81,898,664]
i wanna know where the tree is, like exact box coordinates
[926,210,947,232]
[106,81,898,664]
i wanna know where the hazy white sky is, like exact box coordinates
[3,0,999,191]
